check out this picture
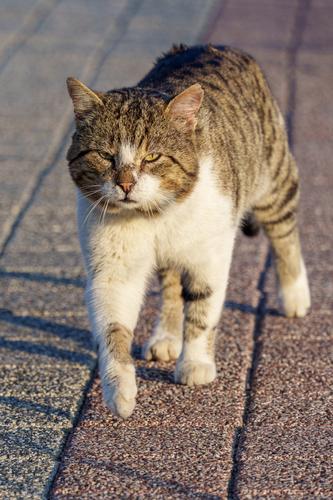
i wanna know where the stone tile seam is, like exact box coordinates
[0,0,62,75]
[0,0,144,260]
[226,248,271,500]
[199,0,229,43]
[43,365,98,500]
[286,0,311,148]
[227,1,312,497]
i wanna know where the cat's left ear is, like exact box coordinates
[66,77,104,120]
[165,83,204,132]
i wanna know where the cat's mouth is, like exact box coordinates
[120,198,137,203]
[117,197,139,207]
[119,197,137,204]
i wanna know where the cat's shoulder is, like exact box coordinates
[155,44,257,74]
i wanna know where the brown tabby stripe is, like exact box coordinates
[221,51,247,72]
[217,78,258,138]
[256,179,298,215]
[186,315,207,330]
[272,144,288,181]
[272,222,297,240]
[218,130,239,208]
[182,287,213,302]
[68,149,96,164]
[265,209,295,226]
[205,80,222,93]
[279,180,299,206]
[275,162,295,192]
[168,155,197,178]
[104,323,133,364]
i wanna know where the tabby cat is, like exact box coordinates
[66,45,310,418]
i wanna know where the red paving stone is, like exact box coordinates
[232,3,333,494]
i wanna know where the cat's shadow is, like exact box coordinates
[132,342,175,384]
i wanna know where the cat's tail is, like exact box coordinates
[241,211,261,237]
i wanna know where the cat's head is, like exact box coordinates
[66,78,203,216]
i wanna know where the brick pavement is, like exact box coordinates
[0,0,332,498]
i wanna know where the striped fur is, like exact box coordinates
[67,44,310,418]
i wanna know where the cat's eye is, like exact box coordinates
[144,153,161,162]
[98,151,114,162]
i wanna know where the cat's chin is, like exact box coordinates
[118,198,139,207]
[114,198,171,217]
[107,200,155,217]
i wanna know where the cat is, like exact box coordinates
[66,44,310,419]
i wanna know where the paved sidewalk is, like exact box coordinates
[0,0,332,498]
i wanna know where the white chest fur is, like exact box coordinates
[77,156,234,280]
[154,156,234,274]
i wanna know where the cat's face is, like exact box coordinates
[66,78,203,216]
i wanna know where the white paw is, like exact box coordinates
[175,360,217,386]
[101,363,137,419]
[281,261,311,318]
[143,333,182,362]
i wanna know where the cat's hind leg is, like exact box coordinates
[143,268,183,361]
[255,153,310,317]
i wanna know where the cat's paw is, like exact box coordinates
[175,360,217,386]
[281,264,311,318]
[143,334,182,362]
[101,363,137,419]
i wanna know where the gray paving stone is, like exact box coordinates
[0,0,39,34]
[95,0,218,89]
[0,0,132,249]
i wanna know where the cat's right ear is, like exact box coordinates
[66,77,103,120]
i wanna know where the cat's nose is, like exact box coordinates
[117,181,134,194]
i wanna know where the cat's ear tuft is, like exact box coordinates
[165,83,204,132]
[66,77,103,119]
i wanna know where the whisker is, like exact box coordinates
[102,198,110,226]
[83,196,105,226]
[98,196,108,225]
[81,188,103,197]
[81,184,101,189]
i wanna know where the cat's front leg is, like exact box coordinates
[175,280,220,386]
[98,321,136,418]
[175,234,235,386]
[143,268,183,361]
[87,249,153,419]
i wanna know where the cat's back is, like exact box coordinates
[140,44,269,106]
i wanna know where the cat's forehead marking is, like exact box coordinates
[119,143,136,165]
